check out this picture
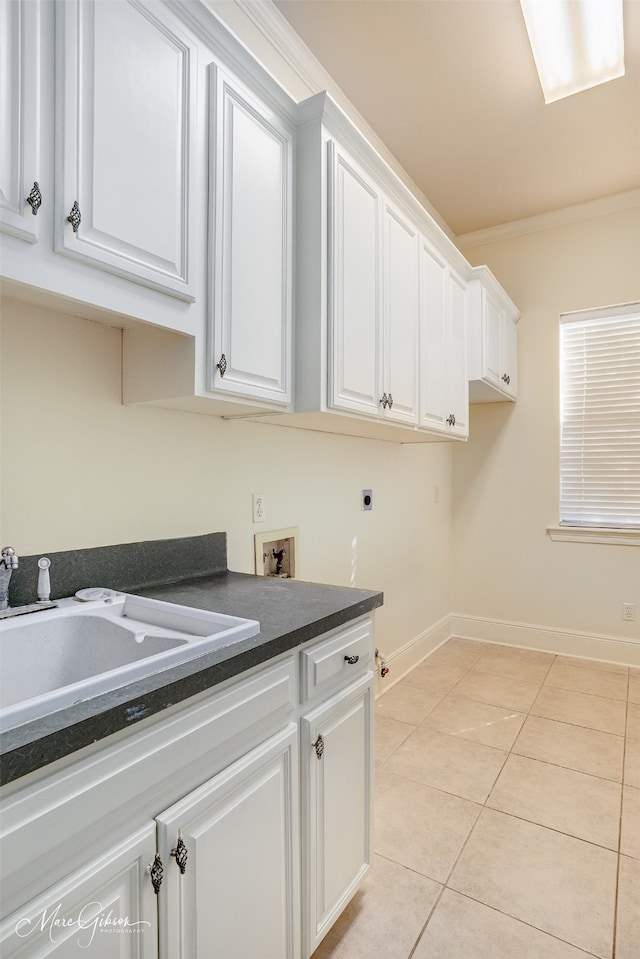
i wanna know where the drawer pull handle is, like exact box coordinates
[148,854,163,894]
[171,837,188,874]
[312,734,324,760]
[344,654,360,665]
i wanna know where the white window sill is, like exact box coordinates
[547,526,640,546]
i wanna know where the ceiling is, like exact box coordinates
[274,0,640,236]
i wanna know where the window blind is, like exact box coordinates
[560,303,640,529]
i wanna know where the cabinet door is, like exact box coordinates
[481,287,504,389]
[209,66,293,406]
[302,673,373,957]
[0,825,158,958]
[447,270,469,437]
[383,202,419,424]
[0,0,42,243]
[156,725,300,959]
[55,0,196,300]
[502,315,518,398]
[419,240,448,432]
[329,142,382,417]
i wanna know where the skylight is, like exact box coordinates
[520,0,625,103]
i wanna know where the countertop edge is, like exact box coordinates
[0,580,383,787]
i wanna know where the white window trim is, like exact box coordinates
[547,526,640,546]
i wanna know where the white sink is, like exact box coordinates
[0,594,260,730]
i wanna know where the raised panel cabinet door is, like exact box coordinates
[0,825,158,958]
[156,725,300,959]
[0,0,42,242]
[419,239,448,432]
[447,270,469,437]
[502,315,518,397]
[481,287,504,389]
[382,202,419,424]
[302,674,373,957]
[55,0,196,300]
[209,66,293,405]
[328,142,382,417]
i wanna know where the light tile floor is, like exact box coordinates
[311,638,640,959]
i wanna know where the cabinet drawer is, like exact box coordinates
[301,618,373,703]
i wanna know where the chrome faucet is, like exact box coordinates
[0,546,19,610]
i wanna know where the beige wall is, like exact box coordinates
[454,206,640,642]
[0,298,454,659]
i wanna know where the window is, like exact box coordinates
[560,302,640,530]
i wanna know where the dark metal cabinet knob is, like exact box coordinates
[216,354,228,377]
[446,413,456,427]
[67,201,81,233]
[380,393,388,409]
[387,393,393,409]
[26,181,42,215]
[171,837,188,874]
[312,734,324,760]
[502,373,511,385]
[344,654,360,665]
[148,854,163,894]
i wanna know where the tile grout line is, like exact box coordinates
[612,672,631,959]
[374,642,631,959]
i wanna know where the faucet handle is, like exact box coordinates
[1,547,18,569]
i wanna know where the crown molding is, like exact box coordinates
[222,0,457,243]
[233,0,329,97]
[457,188,640,250]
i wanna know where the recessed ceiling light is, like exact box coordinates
[520,0,625,103]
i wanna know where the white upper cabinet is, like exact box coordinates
[0,0,42,243]
[329,143,382,417]
[448,269,470,435]
[328,146,418,426]
[382,201,419,425]
[419,240,468,438]
[208,65,293,406]
[467,266,520,402]
[56,0,197,300]
[267,94,476,444]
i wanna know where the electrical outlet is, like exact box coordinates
[252,493,265,523]
[622,603,636,622]
[361,489,373,511]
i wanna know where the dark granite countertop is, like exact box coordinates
[0,569,382,786]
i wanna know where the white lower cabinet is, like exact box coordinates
[156,724,300,959]
[0,825,159,958]
[301,674,373,957]
[0,618,375,959]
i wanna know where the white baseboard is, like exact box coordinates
[376,613,639,698]
[450,613,640,668]
[374,615,452,696]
